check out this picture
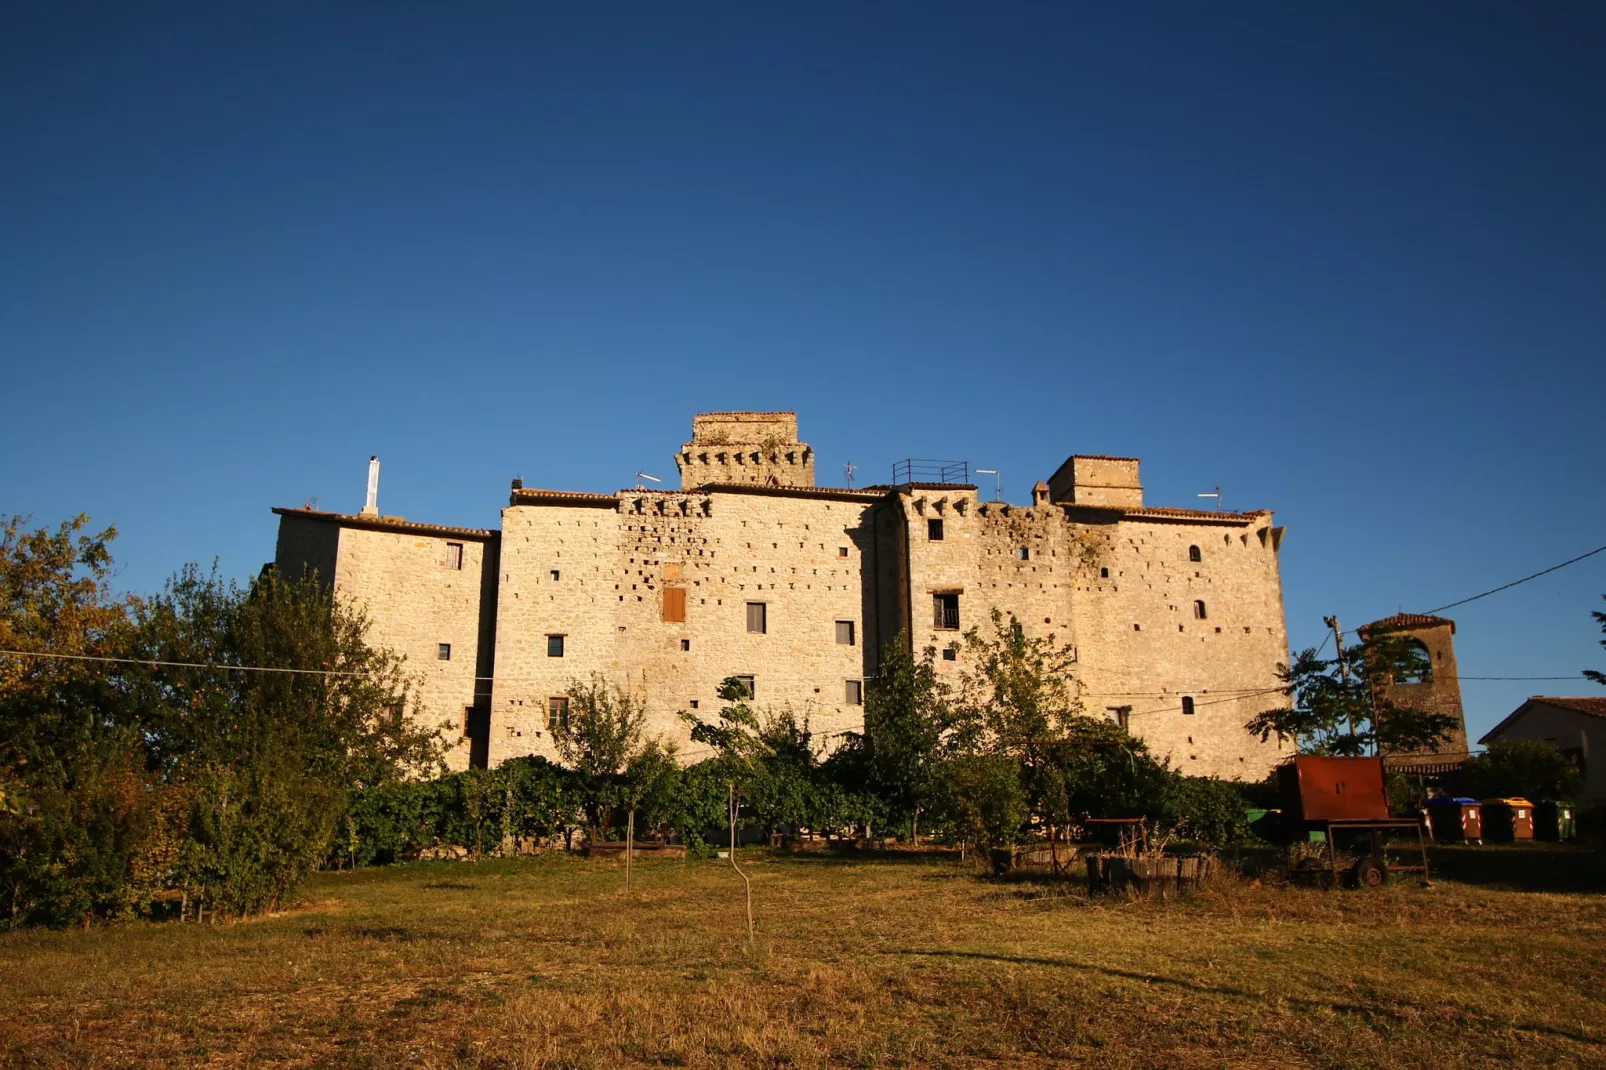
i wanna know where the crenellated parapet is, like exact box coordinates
[676,411,815,489]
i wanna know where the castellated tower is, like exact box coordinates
[675,412,815,490]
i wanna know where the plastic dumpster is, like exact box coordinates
[1481,798,1535,842]
[1534,800,1576,842]
[1426,798,1482,844]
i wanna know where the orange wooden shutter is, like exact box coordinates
[663,587,687,623]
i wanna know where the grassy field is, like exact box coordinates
[4,845,1606,1069]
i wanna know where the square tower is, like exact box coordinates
[675,411,815,489]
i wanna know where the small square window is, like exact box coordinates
[838,546,849,557]
[746,602,767,634]
[1106,706,1131,731]
[444,543,464,570]
[927,518,944,541]
[547,696,569,730]
[689,699,699,709]
[550,569,560,581]
[735,674,756,698]
[437,643,451,660]
[835,620,855,645]
[844,679,863,705]
[941,648,957,662]
[547,634,565,657]
[1100,567,1109,579]
[1017,547,1029,561]
[680,638,691,651]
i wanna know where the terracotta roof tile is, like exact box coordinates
[1529,696,1606,718]
[271,507,496,540]
[1362,613,1456,634]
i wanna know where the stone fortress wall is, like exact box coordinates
[272,412,1296,779]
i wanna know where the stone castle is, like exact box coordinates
[272,412,1295,778]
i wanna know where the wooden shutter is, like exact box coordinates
[663,587,687,623]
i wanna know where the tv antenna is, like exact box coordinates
[843,461,857,488]
[634,471,662,490]
[1197,485,1223,512]
[975,468,1002,502]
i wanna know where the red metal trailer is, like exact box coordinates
[1278,756,1429,887]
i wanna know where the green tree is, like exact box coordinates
[1246,628,1458,756]
[0,515,152,926]
[128,565,444,913]
[1456,740,1582,802]
[851,638,954,839]
[551,674,648,836]
[949,610,1085,843]
[1586,595,1606,688]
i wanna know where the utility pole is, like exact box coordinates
[1323,615,1359,742]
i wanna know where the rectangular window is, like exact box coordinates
[444,542,464,570]
[1017,547,1029,561]
[835,620,855,645]
[838,546,849,557]
[844,679,863,705]
[933,592,960,630]
[941,648,957,661]
[546,696,569,731]
[1106,706,1131,731]
[735,674,756,698]
[746,602,767,634]
[680,638,691,651]
[927,518,944,541]
[663,587,687,623]
[547,634,565,657]
[550,569,560,581]
[437,643,451,660]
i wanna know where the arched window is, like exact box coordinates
[1181,696,1195,715]
[1188,545,1202,562]
[1395,639,1434,684]
[1194,600,1207,619]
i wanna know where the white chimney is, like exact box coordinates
[361,456,380,517]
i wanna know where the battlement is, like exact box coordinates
[677,411,814,489]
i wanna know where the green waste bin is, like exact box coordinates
[1535,800,1576,842]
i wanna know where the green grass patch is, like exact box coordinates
[4,847,1606,1067]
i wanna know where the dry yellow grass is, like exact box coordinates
[3,845,1605,1068]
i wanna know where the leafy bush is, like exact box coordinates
[1165,776,1252,850]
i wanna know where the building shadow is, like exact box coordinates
[1429,844,1606,893]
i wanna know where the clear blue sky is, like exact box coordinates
[3,3,1603,743]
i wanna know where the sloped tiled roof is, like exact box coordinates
[1479,696,1606,744]
[509,488,622,508]
[270,507,496,540]
[1361,613,1456,634]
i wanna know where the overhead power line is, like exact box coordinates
[1422,542,1606,615]
[0,648,373,678]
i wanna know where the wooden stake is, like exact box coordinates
[626,808,635,893]
[729,783,754,948]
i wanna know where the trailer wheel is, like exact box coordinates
[1351,856,1387,889]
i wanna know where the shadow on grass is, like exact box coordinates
[1430,844,1606,893]
[763,846,966,867]
[893,948,1603,1046]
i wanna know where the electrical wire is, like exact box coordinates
[1421,542,1606,615]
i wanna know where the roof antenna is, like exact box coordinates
[634,471,662,490]
[361,456,380,517]
[843,461,857,488]
[976,468,1002,503]
[1197,485,1222,512]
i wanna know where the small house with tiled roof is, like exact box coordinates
[1481,697,1606,805]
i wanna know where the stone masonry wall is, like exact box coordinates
[1068,514,1292,780]
[487,487,875,766]
[329,526,492,771]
